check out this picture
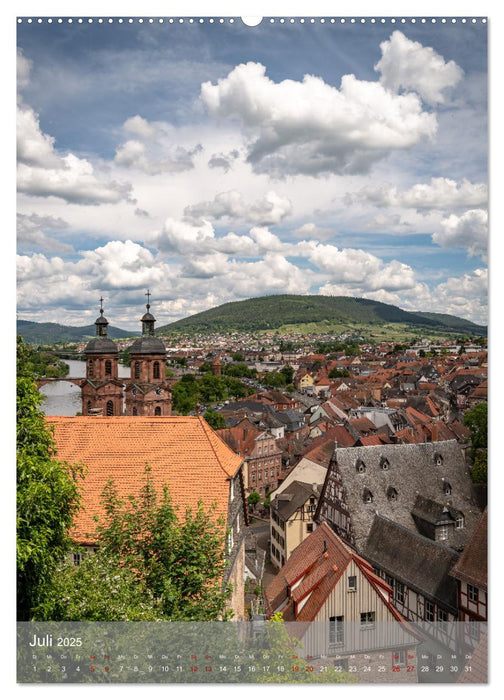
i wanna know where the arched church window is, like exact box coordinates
[105,359,112,376]
[87,400,91,413]
[134,361,140,379]
[106,400,114,416]
[155,406,161,416]
[153,361,160,379]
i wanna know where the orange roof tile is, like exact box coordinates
[46,416,243,543]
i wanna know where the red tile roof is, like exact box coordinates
[46,416,243,543]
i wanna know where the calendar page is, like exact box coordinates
[16,12,488,686]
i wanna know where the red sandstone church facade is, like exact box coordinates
[81,294,172,417]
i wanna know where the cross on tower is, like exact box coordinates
[145,289,151,309]
[99,296,104,313]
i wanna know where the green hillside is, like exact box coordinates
[17,320,139,345]
[158,295,486,336]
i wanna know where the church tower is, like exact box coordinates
[125,291,172,416]
[81,298,124,416]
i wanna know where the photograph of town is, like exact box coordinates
[16,13,488,685]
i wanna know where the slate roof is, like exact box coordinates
[46,415,243,543]
[84,337,118,354]
[363,515,460,613]
[450,508,487,590]
[129,336,166,355]
[317,440,481,551]
[272,481,318,522]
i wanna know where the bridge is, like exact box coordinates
[36,377,86,389]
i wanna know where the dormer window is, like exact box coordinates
[456,514,465,529]
[380,456,390,471]
[443,482,452,496]
[363,488,373,504]
[434,452,443,467]
[387,487,398,501]
[356,459,366,474]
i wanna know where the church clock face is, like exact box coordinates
[155,387,163,396]
[132,387,137,397]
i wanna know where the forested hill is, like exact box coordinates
[157,295,486,336]
[17,320,139,345]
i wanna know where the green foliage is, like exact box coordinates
[470,449,487,484]
[280,364,294,384]
[329,368,350,378]
[42,469,233,621]
[463,402,487,459]
[17,319,137,344]
[16,336,83,621]
[247,492,261,506]
[231,352,245,362]
[263,371,287,388]
[172,372,251,414]
[203,408,227,430]
[223,362,257,379]
[17,340,69,379]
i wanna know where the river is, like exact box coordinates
[40,360,131,416]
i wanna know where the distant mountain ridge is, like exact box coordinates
[156,294,486,336]
[17,320,139,344]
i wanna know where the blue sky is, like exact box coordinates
[16,15,488,330]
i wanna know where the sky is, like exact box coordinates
[16,14,489,331]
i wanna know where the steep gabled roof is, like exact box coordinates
[46,415,243,543]
[450,508,487,590]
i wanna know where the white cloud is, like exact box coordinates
[291,223,336,241]
[17,49,32,91]
[432,209,488,259]
[17,213,73,253]
[17,104,134,205]
[375,31,464,105]
[201,61,437,177]
[307,242,417,292]
[346,177,487,212]
[183,189,292,226]
[208,149,240,172]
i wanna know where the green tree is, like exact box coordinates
[329,368,350,379]
[247,492,261,507]
[280,365,294,384]
[464,401,488,464]
[17,336,82,620]
[203,408,227,430]
[263,371,287,388]
[41,469,233,621]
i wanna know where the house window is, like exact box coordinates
[348,575,357,591]
[392,650,405,668]
[258,471,262,480]
[105,359,112,376]
[154,406,161,416]
[307,523,313,533]
[380,456,390,471]
[356,459,366,473]
[438,609,448,632]
[363,489,373,503]
[469,619,480,640]
[396,582,405,604]
[72,551,85,566]
[438,525,448,541]
[385,573,394,588]
[468,584,478,603]
[153,361,160,379]
[329,616,344,646]
[132,407,138,416]
[425,600,435,622]
[88,359,94,377]
[106,400,114,416]
[252,473,256,482]
[134,361,140,379]
[360,612,375,629]
[456,515,465,529]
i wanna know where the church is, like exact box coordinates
[81,292,172,417]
